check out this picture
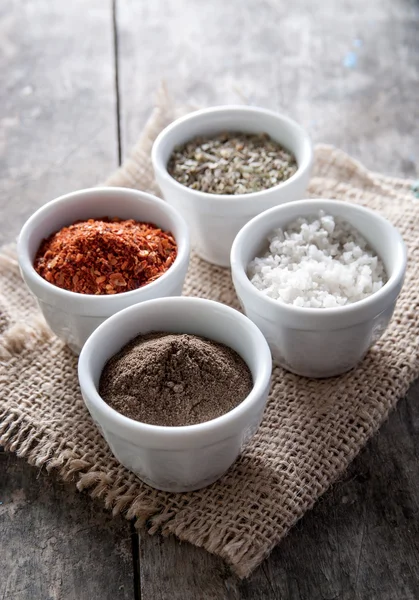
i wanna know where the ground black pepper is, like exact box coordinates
[99,332,253,426]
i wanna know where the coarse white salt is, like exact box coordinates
[248,212,387,308]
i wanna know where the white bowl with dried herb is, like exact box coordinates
[152,106,313,266]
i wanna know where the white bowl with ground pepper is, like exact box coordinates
[17,188,190,353]
[78,297,272,492]
[231,199,407,378]
[152,106,313,266]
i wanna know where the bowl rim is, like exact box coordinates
[17,187,190,307]
[151,105,313,203]
[78,297,272,440]
[230,198,407,320]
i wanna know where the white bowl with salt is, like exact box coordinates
[231,199,407,378]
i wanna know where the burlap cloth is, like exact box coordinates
[1,92,418,578]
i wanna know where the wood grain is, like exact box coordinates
[139,534,238,600]
[116,0,419,178]
[0,0,118,246]
[0,453,133,600]
[244,382,419,600]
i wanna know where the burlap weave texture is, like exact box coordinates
[1,94,418,578]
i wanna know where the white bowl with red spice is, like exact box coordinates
[231,199,407,378]
[78,297,272,492]
[17,187,190,353]
[152,106,313,267]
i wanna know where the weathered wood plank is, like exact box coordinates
[117,0,419,178]
[0,453,133,600]
[139,534,238,600]
[0,2,134,599]
[0,0,118,246]
[246,381,419,600]
[115,0,419,598]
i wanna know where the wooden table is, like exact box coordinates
[1,1,418,598]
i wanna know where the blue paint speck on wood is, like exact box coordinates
[343,51,358,68]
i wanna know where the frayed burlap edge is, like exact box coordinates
[1,91,418,578]
[0,342,415,579]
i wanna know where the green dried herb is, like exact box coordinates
[167,132,298,195]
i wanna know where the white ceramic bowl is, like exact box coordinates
[231,199,407,378]
[17,187,190,354]
[78,297,272,492]
[152,106,313,267]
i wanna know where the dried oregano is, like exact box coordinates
[167,132,298,195]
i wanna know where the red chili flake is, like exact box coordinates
[34,217,178,295]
